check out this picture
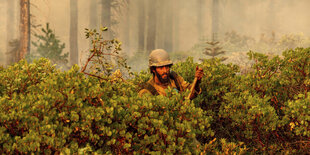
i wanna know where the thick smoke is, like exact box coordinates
[1,0,310,68]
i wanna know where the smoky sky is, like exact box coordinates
[1,0,310,66]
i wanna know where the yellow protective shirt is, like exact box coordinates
[138,74,201,98]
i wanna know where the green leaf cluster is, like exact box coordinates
[83,27,131,78]
[0,58,212,154]
[1,47,310,153]
[171,48,310,153]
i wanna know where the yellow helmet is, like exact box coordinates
[149,49,173,67]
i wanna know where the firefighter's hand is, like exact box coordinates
[195,66,204,81]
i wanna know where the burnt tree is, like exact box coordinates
[70,0,78,65]
[18,0,30,61]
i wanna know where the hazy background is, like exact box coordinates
[1,0,310,71]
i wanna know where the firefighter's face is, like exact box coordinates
[154,65,170,83]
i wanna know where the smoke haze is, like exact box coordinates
[1,0,310,69]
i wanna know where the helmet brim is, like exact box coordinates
[149,60,173,67]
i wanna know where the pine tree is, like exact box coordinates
[202,41,227,61]
[28,23,68,66]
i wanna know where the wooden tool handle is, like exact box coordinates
[187,77,198,99]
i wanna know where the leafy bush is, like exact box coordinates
[1,27,310,153]
[0,58,213,154]
[82,27,131,79]
[172,47,310,153]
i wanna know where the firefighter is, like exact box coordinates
[138,49,203,99]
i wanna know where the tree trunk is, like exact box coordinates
[137,0,145,51]
[197,0,205,39]
[123,0,131,55]
[173,0,180,51]
[155,0,164,49]
[211,0,219,41]
[146,1,157,53]
[89,0,98,29]
[70,0,78,65]
[18,0,30,61]
[6,0,16,64]
[231,0,244,34]
[163,0,173,52]
[101,0,112,39]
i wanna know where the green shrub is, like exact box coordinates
[0,58,213,154]
[0,46,310,154]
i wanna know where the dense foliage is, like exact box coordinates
[0,46,309,153]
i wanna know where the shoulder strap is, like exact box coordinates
[170,71,181,92]
[143,82,159,95]
[141,71,181,95]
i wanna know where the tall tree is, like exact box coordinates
[197,0,205,39]
[211,0,219,41]
[173,0,180,51]
[70,0,78,65]
[6,0,16,64]
[137,0,145,51]
[146,1,157,52]
[101,0,112,39]
[230,0,245,34]
[89,0,98,29]
[122,0,131,54]
[163,0,173,52]
[18,0,30,61]
[155,0,164,49]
